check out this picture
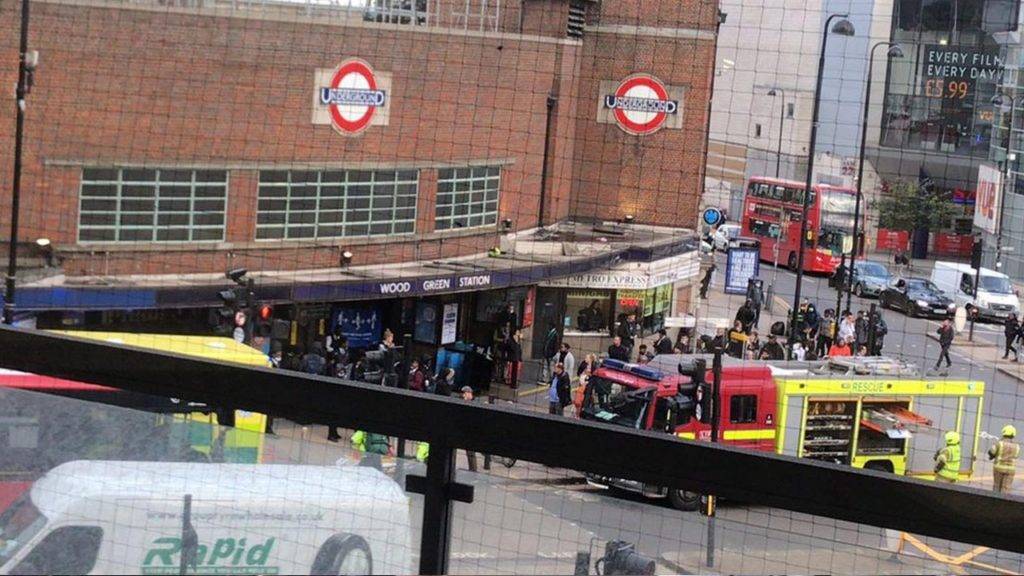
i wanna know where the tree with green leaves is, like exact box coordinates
[875,179,958,234]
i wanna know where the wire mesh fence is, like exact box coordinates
[4,0,1024,572]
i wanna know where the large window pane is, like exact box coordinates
[78,168,227,242]
[256,169,419,239]
[435,166,501,230]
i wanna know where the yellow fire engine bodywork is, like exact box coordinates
[775,377,985,479]
[50,331,271,462]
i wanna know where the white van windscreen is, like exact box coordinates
[980,275,1014,294]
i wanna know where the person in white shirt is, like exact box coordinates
[838,312,856,343]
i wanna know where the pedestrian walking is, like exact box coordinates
[1003,314,1020,361]
[699,263,716,299]
[548,363,571,416]
[506,330,523,389]
[460,386,479,471]
[653,329,674,355]
[933,319,955,372]
[988,424,1019,493]
[934,431,961,484]
[607,335,630,362]
[735,300,756,333]
[816,309,835,358]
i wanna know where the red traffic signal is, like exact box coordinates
[258,305,273,320]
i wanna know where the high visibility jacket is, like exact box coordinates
[991,440,1020,474]
[351,430,367,452]
[936,444,961,482]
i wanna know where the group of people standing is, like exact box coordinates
[719,298,887,362]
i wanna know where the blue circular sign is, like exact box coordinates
[702,208,723,227]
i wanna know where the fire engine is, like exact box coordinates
[578,356,985,510]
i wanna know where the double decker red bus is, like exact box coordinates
[740,176,857,274]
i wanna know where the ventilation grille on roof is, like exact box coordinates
[567,0,587,38]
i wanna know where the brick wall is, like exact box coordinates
[0,0,715,278]
[568,0,717,227]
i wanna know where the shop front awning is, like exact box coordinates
[9,221,699,311]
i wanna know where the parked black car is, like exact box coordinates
[879,278,956,318]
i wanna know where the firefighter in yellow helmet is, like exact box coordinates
[934,430,961,484]
[988,424,1020,494]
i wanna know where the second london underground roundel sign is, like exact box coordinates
[603,74,679,136]
[319,59,388,136]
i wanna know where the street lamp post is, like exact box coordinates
[847,41,903,313]
[790,14,855,353]
[3,0,32,325]
[767,88,787,178]
[992,93,1017,271]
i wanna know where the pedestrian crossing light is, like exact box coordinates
[971,237,984,269]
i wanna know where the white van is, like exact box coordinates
[930,261,1020,321]
[0,461,412,575]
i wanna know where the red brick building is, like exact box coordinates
[0,0,717,280]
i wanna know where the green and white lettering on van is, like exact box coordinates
[141,537,277,575]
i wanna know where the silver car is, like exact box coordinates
[851,260,892,298]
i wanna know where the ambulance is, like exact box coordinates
[580,356,985,510]
[0,461,412,575]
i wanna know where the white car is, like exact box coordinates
[0,461,412,575]
[712,224,741,251]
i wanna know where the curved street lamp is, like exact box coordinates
[846,41,903,313]
[790,14,855,354]
[991,92,1017,271]
[767,87,787,178]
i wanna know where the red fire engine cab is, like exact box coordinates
[578,358,775,510]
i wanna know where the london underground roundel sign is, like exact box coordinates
[319,59,387,136]
[604,74,678,136]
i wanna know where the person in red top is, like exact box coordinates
[828,336,853,358]
[408,359,426,391]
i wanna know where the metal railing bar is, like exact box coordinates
[1,325,1023,553]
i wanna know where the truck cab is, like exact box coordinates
[578,358,775,509]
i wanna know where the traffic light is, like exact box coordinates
[676,358,706,424]
[255,304,273,337]
[971,236,984,269]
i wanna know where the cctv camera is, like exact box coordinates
[225,268,248,284]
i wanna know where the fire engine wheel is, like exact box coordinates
[787,252,798,271]
[668,489,701,511]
